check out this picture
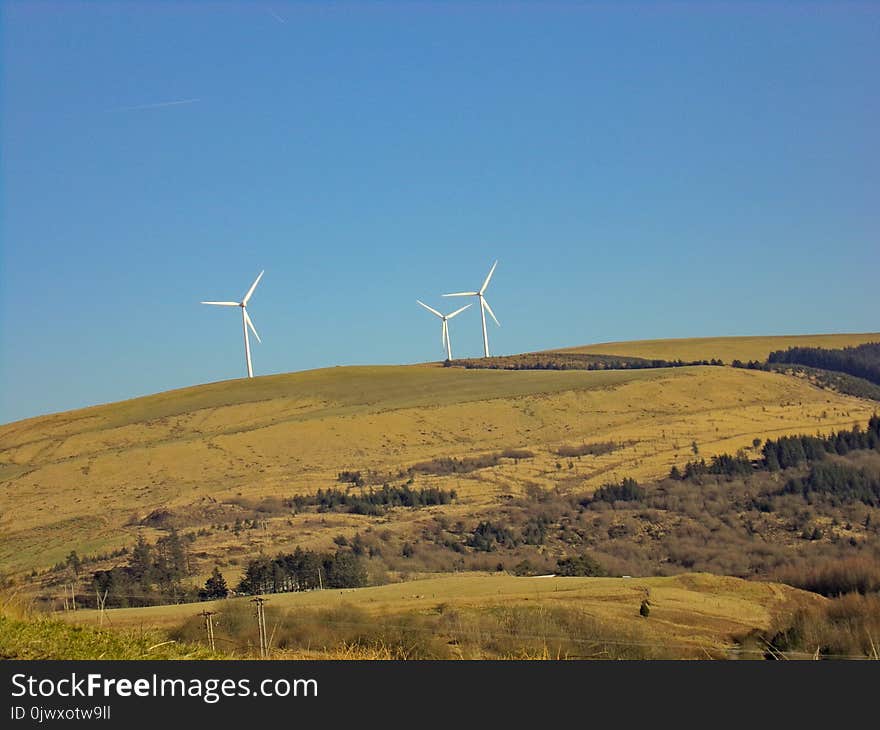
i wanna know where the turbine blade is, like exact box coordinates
[201,301,239,306]
[416,300,443,318]
[479,260,498,294]
[442,320,447,348]
[244,309,261,343]
[442,291,478,297]
[446,303,472,319]
[242,270,264,305]
[482,298,500,327]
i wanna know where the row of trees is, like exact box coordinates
[672,416,880,480]
[731,359,769,370]
[768,342,880,386]
[466,521,519,552]
[589,477,645,503]
[235,548,367,595]
[92,530,193,608]
[555,554,607,577]
[453,355,725,372]
[56,545,129,578]
[783,462,880,507]
[670,452,754,480]
[90,535,369,606]
[733,359,880,403]
[762,417,880,470]
[288,484,457,515]
[464,515,555,551]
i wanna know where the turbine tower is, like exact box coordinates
[416,300,472,361]
[201,270,264,378]
[443,260,500,357]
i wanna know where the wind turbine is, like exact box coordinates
[416,300,472,361]
[201,270,264,378]
[443,260,500,357]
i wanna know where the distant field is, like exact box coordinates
[554,333,880,363]
[62,572,819,658]
[1,335,878,580]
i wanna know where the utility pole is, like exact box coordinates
[95,589,108,626]
[251,597,268,657]
[199,610,217,652]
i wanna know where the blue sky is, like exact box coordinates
[1,1,878,423]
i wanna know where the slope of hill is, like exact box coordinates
[554,333,880,363]
[1,336,878,581]
[61,572,822,659]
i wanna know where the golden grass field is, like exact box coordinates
[1,333,878,579]
[553,332,879,363]
[61,571,821,658]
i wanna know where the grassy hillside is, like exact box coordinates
[0,596,217,660]
[554,333,880,363]
[1,344,878,580]
[62,572,820,659]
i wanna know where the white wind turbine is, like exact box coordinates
[443,260,500,357]
[416,300,472,361]
[201,270,264,378]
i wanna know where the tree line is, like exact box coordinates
[450,354,725,372]
[88,533,370,606]
[288,483,457,516]
[783,462,880,507]
[767,342,880,386]
[671,415,880,480]
[92,530,194,608]
[731,359,880,403]
[235,547,367,594]
[589,477,645,503]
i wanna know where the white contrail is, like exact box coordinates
[267,8,286,24]
[107,98,201,112]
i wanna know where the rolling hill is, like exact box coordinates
[56,572,822,660]
[553,332,880,363]
[1,333,878,581]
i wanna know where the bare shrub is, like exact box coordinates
[774,556,880,597]
[555,441,619,458]
[764,593,880,659]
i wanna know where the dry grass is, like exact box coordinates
[554,333,880,363]
[171,600,684,659]
[62,572,817,658]
[764,592,880,659]
[1,347,878,577]
[0,591,218,660]
[3,335,876,659]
